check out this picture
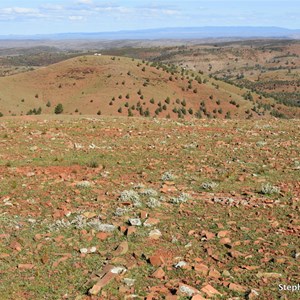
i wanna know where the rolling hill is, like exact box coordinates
[0,55,298,119]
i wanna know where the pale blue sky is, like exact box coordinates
[0,0,299,35]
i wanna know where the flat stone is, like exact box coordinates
[248,289,260,299]
[126,226,136,236]
[220,237,231,245]
[179,284,200,297]
[174,261,187,269]
[151,267,165,279]
[228,283,248,293]
[208,268,221,279]
[111,266,127,274]
[97,224,117,232]
[149,229,162,240]
[96,232,110,240]
[191,295,206,300]
[256,272,282,279]
[201,284,222,297]
[113,241,129,256]
[140,211,148,219]
[89,269,117,295]
[129,218,142,226]
[202,230,215,240]
[194,263,209,275]
[122,278,136,287]
[149,255,163,266]
[144,218,160,227]
[217,230,230,238]
[18,264,34,270]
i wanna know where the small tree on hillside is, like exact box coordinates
[54,103,63,114]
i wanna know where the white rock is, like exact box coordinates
[76,181,91,188]
[123,278,136,287]
[174,261,187,268]
[149,229,162,239]
[179,285,198,296]
[89,247,97,253]
[111,266,127,274]
[129,218,142,226]
[98,224,116,232]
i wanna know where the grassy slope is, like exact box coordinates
[0,55,286,119]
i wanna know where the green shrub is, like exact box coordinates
[87,160,99,168]
[54,104,63,114]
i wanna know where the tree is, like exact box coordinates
[128,108,133,117]
[37,107,42,115]
[225,111,231,119]
[54,103,63,114]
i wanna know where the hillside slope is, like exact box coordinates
[0,55,297,119]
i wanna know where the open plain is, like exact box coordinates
[0,115,299,299]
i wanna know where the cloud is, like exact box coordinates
[0,7,40,15]
[76,0,93,4]
[40,4,64,11]
[93,6,180,16]
[69,15,84,21]
[0,7,44,20]
[94,6,133,14]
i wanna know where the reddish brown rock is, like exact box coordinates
[18,264,35,270]
[126,226,136,236]
[208,268,221,279]
[201,284,222,297]
[194,263,209,275]
[160,184,177,194]
[151,267,165,279]
[0,253,10,259]
[149,255,163,267]
[228,250,245,258]
[165,295,178,300]
[217,230,230,238]
[10,241,22,252]
[219,237,231,245]
[202,230,215,240]
[89,269,117,295]
[191,295,206,300]
[96,232,110,240]
[144,218,160,227]
[228,283,248,293]
[119,226,127,233]
[140,211,148,219]
[113,241,129,256]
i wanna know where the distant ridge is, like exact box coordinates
[1,26,300,40]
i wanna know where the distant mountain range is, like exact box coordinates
[1,26,300,40]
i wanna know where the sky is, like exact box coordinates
[0,0,299,35]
